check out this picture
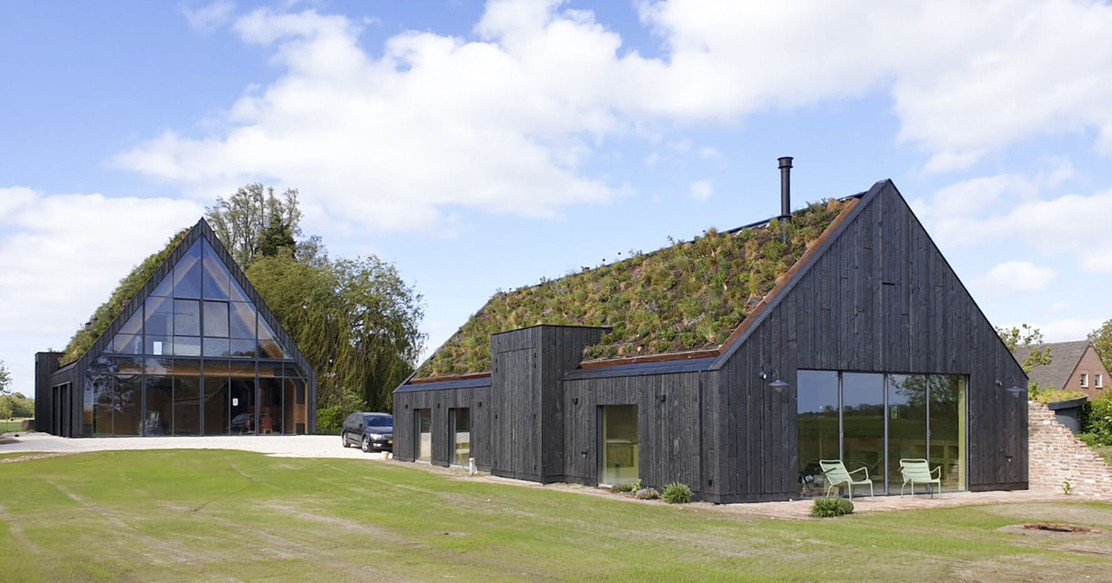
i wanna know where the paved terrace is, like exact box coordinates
[1,432,1083,519]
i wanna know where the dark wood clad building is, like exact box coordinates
[35,219,317,438]
[394,178,1027,502]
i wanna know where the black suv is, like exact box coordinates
[341,412,394,453]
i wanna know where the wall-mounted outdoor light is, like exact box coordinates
[996,376,1026,397]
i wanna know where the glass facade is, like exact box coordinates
[796,370,967,497]
[82,238,310,436]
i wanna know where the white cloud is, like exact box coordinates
[118,4,630,232]
[975,261,1056,299]
[183,0,236,34]
[116,0,1112,235]
[1040,317,1104,343]
[638,0,1112,171]
[0,188,204,392]
[688,179,713,202]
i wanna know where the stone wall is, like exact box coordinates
[1028,401,1112,498]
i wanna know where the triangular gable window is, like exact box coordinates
[98,232,298,362]
[257,316,290,359]
[173,241,203,298]
[202,239,249,302]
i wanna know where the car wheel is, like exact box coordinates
[342,433,351,448]
[361,435,371,453]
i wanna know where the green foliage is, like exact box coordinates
[811,498,855,517]
[1089,319,1112,370]
[661,482,693,504]
[0,360,10,394]
[997,324,1052,375]
[1084,392,1112,446]
[611,479,641,494]
[247,253,425,412]
[419,198,851,378]
[315,407,346,434]
[0,392,34,419]
[1032,390,1086,405]
[62,228,190,364]
[205,183,302,269]
[4,450,1112,580]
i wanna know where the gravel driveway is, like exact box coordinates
[0,431,387,460]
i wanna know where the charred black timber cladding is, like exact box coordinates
[392,180,1028,502]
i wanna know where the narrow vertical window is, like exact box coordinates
[1081,373,1089,387]
[416,409,432,462]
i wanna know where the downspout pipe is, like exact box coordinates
[778,156,793,244]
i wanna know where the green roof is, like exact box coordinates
[416,197,855,379]
[61,228,190,364]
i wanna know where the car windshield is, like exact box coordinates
[365,415,392,428]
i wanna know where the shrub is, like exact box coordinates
[635,488,660,500]
[315,406,347,434]
[810,498,854,518]
[661,482,693,504]
[611,479,641,494]
[1085,392,1112,446]
[1077,432,1099,446]
[1033,389,1086,405]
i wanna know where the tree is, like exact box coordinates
[209,183,426,425]
[997,324,1053,392]
[246,253,425,413]
[0,360,10,395]
[205,183,302,268]
[1089,319,1112,369]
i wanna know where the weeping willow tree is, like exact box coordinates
[247,253,425,412]
[208,184,425,428]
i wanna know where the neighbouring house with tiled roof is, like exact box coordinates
[1015,340,1111,401]
[393,160,1028,503]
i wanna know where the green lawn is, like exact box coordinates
[0,419,25,433]
[1,451,1110,582]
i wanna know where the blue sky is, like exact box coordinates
[3,0,1112,394]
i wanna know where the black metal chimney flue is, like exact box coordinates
[778,156,793,243]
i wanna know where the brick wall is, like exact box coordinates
[1028,401,1112,498]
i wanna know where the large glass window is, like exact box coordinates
[173,241,203,298]
[796,370,967,496]
[204,301,230,337]
[929,375,967,490]
[144,376,173,435]
[887,375,928,493]
[451,408,471,466]
[204,360,230,435]
[600,405,638,486]
[797,371,839,496]
[842,373,884,493]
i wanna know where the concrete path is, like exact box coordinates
[0,431,387,460]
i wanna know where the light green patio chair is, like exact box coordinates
[898,458,942,498]
[819,459,874,499]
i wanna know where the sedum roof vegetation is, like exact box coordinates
[416,197,854,379]
[61,228,190,365]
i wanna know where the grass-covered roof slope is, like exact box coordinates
[61,228,190,364]
[416,197,855,379]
